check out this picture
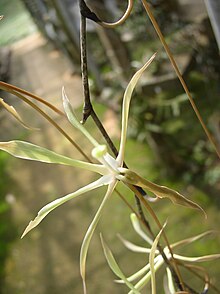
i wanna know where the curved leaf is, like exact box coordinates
[130,213,153,245]
[62,87,99,147]
[150,223,166,294]
[166,267,176,294]
[116,255,162,284]
[118,234,152,253]
[100,234,140,293]
[0,98,38,130]
[80,180,117,292]
[117,53,156,166]
[119,169,206,217]
[0,140,107,174]
[21,175,112,238]
[128,257,164,293]
[173,253,220,263]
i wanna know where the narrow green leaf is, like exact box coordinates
[120,169,206,217]
[0,98,38,130]
[173,253,220,263]
[166,267,176,294]
[118,234,152,253]
[116,255,162,284]
[62,87,99,147]
[128,257,164,293]
[149,223,166,294]
[130,213,153,245]
[171,231,216,249]
[21,175,111,238]
[100,234,140,294]
[80,180,117,290]
[0,140,107,174]
[117,53,156,166]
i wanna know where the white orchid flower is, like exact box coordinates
[101,213,220,293]
[0,53,204,292]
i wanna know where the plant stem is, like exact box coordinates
[80,13,93,123]
[128,184,186,292]
[141,0,220,159]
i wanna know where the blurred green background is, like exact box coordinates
[0,0,220,293]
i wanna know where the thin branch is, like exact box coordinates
[80,11,92,123]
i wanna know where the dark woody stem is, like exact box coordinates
[79,1,186,292]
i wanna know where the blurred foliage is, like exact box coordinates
[0,0,36,46]
[0,152,17,287]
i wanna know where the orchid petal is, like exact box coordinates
[120,169,206,217]
[21,175,112,238]
[100,234,140,294]
[0,140,107,175]
[117,53,156,166]
[80,180,117,292]
[150,223,166,294]
[62,87,99,147]
[0,98,38,130]
[130,213,153,245]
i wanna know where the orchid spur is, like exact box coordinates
[0,53,204,292]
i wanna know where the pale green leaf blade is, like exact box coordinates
[128,257,164,293]
[149,222,166,294]
[116,255,162,284]
[173,253,220,263]
[21,175,111,238]
[0,98,38,130]
[166,267,176,294]
[80,180,117,293]
[118,234,152,253]
[171,230,216,249]
[130,213,153,245]
[120,169,206,217]
[117,53,156,166]
[100,234,140,294]
[62,87,98,147]
[0,140,106,174]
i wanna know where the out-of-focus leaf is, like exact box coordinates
[0,140,106,174]
[100,234,140,294]
[80,180,117,293]
[130,213,153,245]
[117,53,156,166]
[21,175,112,238]
[119,169,206,217]
[0,98,38,130]
[0,16,4,20]
[149,223,166,294]
[62,87,98,147]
